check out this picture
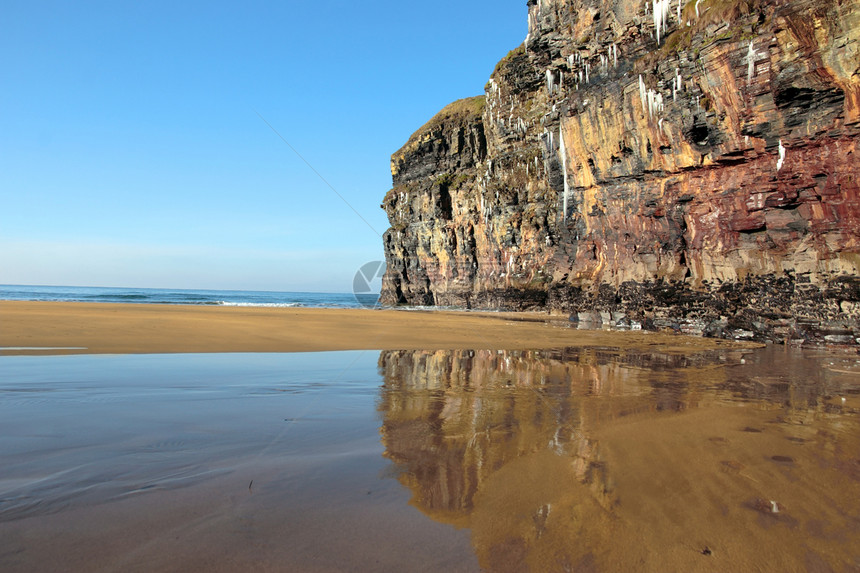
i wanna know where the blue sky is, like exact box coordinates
[1,1,526,292]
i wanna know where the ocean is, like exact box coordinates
[0,284,377,308]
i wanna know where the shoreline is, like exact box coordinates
[0,301,756,356]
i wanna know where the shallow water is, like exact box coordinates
[1,347,859,572]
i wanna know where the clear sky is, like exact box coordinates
[1,1,526,292]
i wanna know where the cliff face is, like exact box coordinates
[381,0,860,343]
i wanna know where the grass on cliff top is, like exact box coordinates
[492,45,526,77]
[401,96,486,147]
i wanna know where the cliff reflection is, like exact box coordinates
[377,347,860,573]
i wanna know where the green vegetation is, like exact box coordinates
[491,45,526,77]
[435,172,473,190]
[435,173,453,187]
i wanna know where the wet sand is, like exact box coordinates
[1,348,859,571]
[379,346,860,572]
[0,352,478,572]
[0,301,752,355]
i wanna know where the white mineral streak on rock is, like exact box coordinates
[747,41,759,81]
[777,139,786,171]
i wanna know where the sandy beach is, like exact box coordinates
[0,301,751,355]
[3,304,859,572]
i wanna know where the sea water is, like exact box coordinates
[0,284,373,308]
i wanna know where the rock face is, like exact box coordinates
[381,0,860,344]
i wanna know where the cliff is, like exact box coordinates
[380,0,860,344]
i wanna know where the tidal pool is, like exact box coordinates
[1,347,858,572]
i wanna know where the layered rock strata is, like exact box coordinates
[380,0,860,343]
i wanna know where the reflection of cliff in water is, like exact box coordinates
[377,347,860,573]
[379,349,718,517]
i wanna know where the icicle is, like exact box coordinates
[647,88,662,118]
[777,140,786,171]
[677,0,682,22]
[546,69,555,94]
[653,0,660,43]
[526,8,538,48]
[663,0,671,37]
[640,78,665,122]
[653,0,671,44]
[559,124,570,221]
[585,63,590,84]
[613,44,618,67]
[695,0,701,18]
